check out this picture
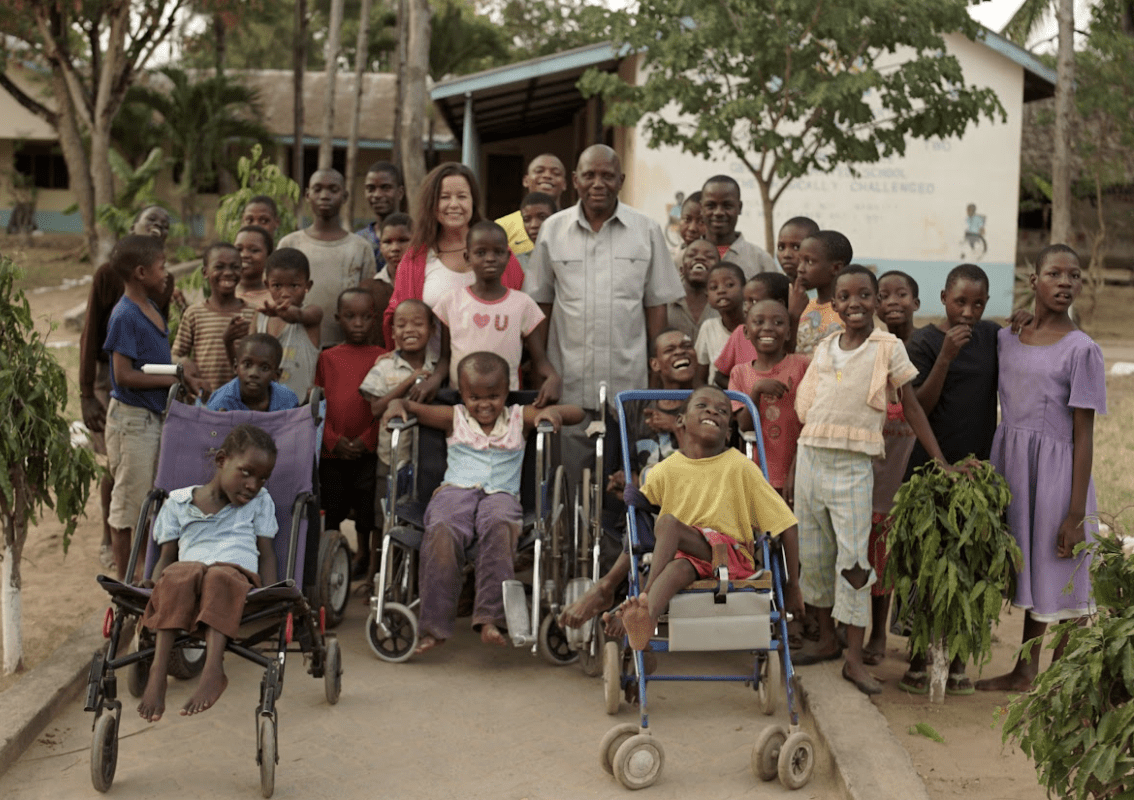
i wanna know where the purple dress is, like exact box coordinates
[990,328,1106,622]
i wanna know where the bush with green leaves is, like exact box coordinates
[1002,524,1134,799]
[883,460,1020,666]
[0,256,100,673]
[214,144,300,242]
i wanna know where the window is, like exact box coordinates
[14,142,69,190]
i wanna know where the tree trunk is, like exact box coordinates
[392,0,408,173]
[756,174,775,255]
[927,636,948,704]
[400,0,432,211]
[345,0,373,226]
[1050,0,1075,245]
[214,12,227,75]
[293,0,308,199]
[89,1,132,265]
[1,470,29,675]
[49,69,97,257]
[319,0,346,171]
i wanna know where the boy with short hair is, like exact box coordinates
[700,176,776,278]
[793,230,849,355]
[255,248,322,402]
[356,162,406,269]
[315,289,386,576]
[103,235,206,579]
[278,169,377,347]
[206,333,299,412]
[515,192,558,271]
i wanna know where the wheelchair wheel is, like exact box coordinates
[168,643,205,680]
[366,602,418,662]
[323,634,342,705]
[579,467,593,579]
[316,530,351,628]
[755,651,779,716]
[777,731,815,790]
[579,623,605,677]
[258,715,276,798]
[603,640,622,714]
[599,722,639,776]
[613,733,665,790]
[90,712,118,793]
[752,724,787,782]
[126,628,154,698]
[538,613,578,666]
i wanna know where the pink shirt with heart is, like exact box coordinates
[432,286,545,390]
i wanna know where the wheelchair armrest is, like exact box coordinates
[387,416,418,431]
[711,541,730,598]
[741,430,757,445]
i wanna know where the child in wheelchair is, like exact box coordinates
[137,424,278,722]
[381,351,583,654]
[612,385,805,650]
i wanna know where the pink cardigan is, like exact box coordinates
[383,245,525,346]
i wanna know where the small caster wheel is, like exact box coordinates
[603,640,622,714]
[579,624,605,677]
[538,613,579,666]
[90,712,119,793]
[613,733,666,790]
[258,715,277,798]
[777,731,815,790]
[756,651,779,716]
[323,634,342,704]
[366,602,418,662]
[599,722,640,776]
[751,724,787,782]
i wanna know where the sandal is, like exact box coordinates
[862,647,885,666]
[946,672,975,696]
[898,669,929,695]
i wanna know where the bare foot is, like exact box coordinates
[974,671,1035,693]
[602,610,626,640]
[181,672,228,716]
[622,594,654,651]
[479,623,507,647]
[558,582,615,629]
[137,680,167,723]
[414,635,445,655]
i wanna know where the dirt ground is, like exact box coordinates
[2,233,1132,796]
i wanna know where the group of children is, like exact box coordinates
[84,160,1104,721]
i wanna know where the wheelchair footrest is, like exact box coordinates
[667,591,771,651]
[563,577,594,650]
[502,580,531,645]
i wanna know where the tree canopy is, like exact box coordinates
[579,0,1007,251]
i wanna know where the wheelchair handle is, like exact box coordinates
[386,416,417,431]
[141,364,182,377]
[536,420,555,434]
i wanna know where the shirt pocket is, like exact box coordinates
[612,241,651,299]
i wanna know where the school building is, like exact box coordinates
[431,32,1056,318]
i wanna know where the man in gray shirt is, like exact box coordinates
[524,144,683,488]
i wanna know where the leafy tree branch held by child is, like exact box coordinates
[0,257,100,674]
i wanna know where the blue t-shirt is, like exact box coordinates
[206,377,300,412]
[355,222,386,271]
[104,296,171,414]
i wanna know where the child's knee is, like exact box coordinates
[839,562,874,592]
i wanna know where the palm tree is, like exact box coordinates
[122,67,275,236]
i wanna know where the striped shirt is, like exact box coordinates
[173,301,255,391]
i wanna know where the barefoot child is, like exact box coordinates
[863,271,920,671]
[174,243,255,392]
[617,385,804,651]
[360,298,436,580]
[206,334,300,412]
[976,245,1106,693]
[559,328,698,629]
[137,424,278,722]
[382,352,583,654]
[792,265,956,695]
[713,271,791,389]
[432,220,560,404]
[667,237,720,341]
[256,248,322,401]
[234,225,274,308]
[694,262,746,387]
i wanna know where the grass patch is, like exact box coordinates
[1096,375,1134,530]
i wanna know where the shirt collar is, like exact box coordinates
[571,200,625,232]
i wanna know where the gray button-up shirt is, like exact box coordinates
[524,201,684,408]
[722,232,779,278]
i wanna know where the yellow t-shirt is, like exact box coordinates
[496,210,533,256]
[640,448,798,559]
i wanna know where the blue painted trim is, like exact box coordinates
[977,27,1057,87]
[0,208,84,234]
[861,258,1017,318]
[430,42,626,99]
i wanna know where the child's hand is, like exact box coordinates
[408,372,442,403]
[332,438,363,459]
[181,364,210,403]
[1057,514,1086,559]
[276,299,303,324]
[784,580,805,622]
[171,288,188,314]
[939,324,973,362]
[788,276,809,320]
[259,298,279,318]
[751,378,790,400]
[1009,308,1033,334]
[381,398,410,429]
[81,396,107,433]
[532,407,564,432]
[606,469,627,494]
[782,465,796,508]
[224,315,251,348]
[533,374,562,408]
[644,407,677,433]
